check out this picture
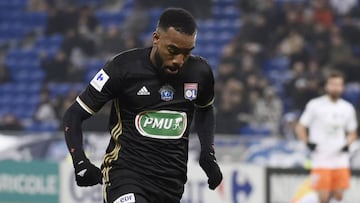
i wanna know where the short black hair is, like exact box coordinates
[157,8,197,35]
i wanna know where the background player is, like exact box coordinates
[63,8,222,203]
[296,71,358,203]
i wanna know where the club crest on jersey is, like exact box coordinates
[184,83,198,101]
[159,85,175,101]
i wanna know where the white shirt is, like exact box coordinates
[299,95,357,168]
[330,0,357,15]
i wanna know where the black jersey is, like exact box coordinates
[77,47,214,198]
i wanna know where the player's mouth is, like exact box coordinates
[164,66,180,74]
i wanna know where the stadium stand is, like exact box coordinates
[1,0,360,136]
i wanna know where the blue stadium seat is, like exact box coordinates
[24,12,48,28]
[48,83,84,98]
[86,59,105,71]
[0,22,29,43]
[12,70,28,82]
[28,94,40,106]
[212,6,239,19]
[239,125,271,136]
[35,34,63,49]
[13,83,28,93]
[343,84,360,104]
[96,11,128,27]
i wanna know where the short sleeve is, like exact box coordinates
[346,105,358,132]
[194,61,215,108]
[299,101,315,127]
[77,60,122,114]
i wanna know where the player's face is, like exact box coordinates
[325,77,344,100]
[153,27,196,74]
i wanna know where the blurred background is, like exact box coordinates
[1,0,360,202]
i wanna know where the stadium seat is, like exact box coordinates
[239,125,272,136]
[96,11,128,27]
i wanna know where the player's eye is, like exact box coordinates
[168,46,180,55]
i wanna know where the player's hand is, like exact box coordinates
[73,159,103,186]
[341,144,349,152]
[199,149,223,190]
[306,142,317,151]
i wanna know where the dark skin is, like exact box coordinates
[150,27,196,74]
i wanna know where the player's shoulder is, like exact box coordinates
[186,55,213,73]
[307,95,326,107]
[111,47,148,65]
[102,47,150,76]
[339,98,355,110]
[187,55,211,68]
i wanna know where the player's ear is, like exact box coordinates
[153,31,160,46]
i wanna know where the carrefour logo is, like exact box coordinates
[232,171,252,203]
[135,110,187,139]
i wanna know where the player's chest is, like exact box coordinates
[315,105,348,125]
[120,76,199,109]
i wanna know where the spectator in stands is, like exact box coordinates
[100,26,125,57]
[244,74,262,94]
[0,113,23,131]
[328,32,359,82]
[260,0,286,34]
[279,30,308,65]
[54,89,79,120]
[237,0,257,14]
[45,5,79,36]
[78,5,99,35]
[216,59,239,89]
[40,50,69,82]
[216,78,251,134]
[341,16,360,46]
[252,87,283,135]
[27,0,48,12]
[306,59,324,82]
[0,62,10,84]
[285,61,307,110]
[34,88,59,126]
[281,112,299,139]
[121,0,149,39]
[312,0,334,28]
[308,23,330,66]
[61,29,96,57]
[330,0,358,17]
[78,5,101,44]
[238,54,260,81]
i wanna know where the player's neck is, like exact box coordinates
[150,48,157,67]
[326,94,339,103]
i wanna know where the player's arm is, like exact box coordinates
[342,106,358,152]
[63,101,102,186]
[342,131,358,152]
[63,61,120,186]
[295,123,308,143]
[296,102,316,151]
[195,104,222,190]
[194,61,222,190]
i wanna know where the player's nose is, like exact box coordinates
[172,54,185,67]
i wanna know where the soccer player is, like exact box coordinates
[63,8,223,203]
[296,71,358,203]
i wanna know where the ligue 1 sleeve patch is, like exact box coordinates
[90,69,109,92]
[184,83,198,101]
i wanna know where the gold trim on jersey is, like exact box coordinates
[76,97,96,115]
[194,97,215,108]
[102,98,122,203]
